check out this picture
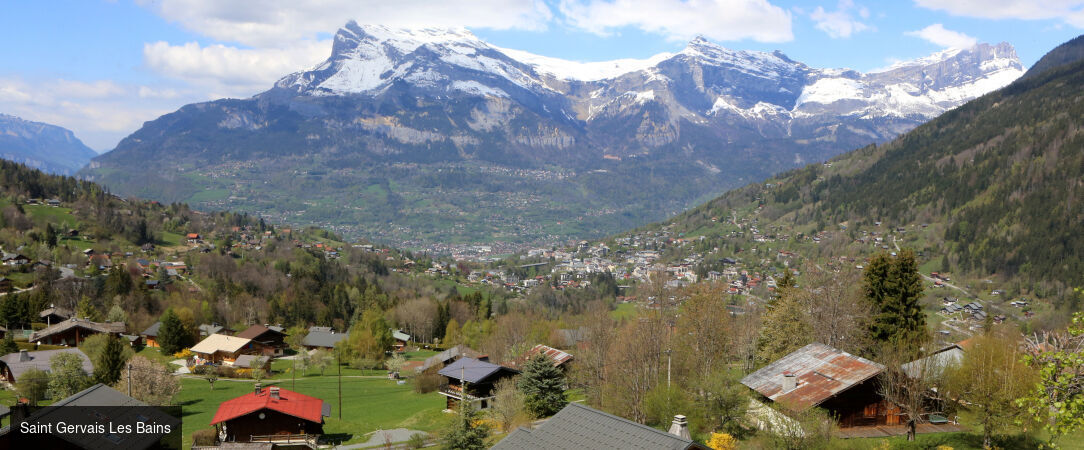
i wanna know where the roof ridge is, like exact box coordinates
[563,402,693,443]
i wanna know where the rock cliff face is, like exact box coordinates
[0,114,98,175]
[81,22,1025,246]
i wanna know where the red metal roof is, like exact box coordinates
[740,342,884,411]
[210,387,326,425]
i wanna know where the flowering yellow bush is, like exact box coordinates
[936,446,953,450]
[707,432,737,450]
[173,348,192,359]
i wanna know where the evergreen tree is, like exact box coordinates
[157,309,192,355]
[864,250,925,348]
[518,354,567,417]
[75,296,102,321]
[93,335,127,385]
[756,293,813,365]
[441,394,490,450]
[0,332,18,355]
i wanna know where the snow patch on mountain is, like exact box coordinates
[497,47,674,81]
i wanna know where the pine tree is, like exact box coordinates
[0,332,18,355]
[157,309,192,355]
[93,335,127,385]
[518,353,568,417]
[441,393,490,450]
[756,293,813,365]
[75,296,102,321]
[864,249,925,348]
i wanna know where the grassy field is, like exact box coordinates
[175,374,451,447]
[24,204,80,229]
[611,302,637,320]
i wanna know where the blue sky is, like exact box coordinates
[1,0,1082,150]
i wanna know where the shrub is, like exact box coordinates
[173,348,192,359]
[191,429,216,446]
[406,432,427,449]
[414,373,442,394]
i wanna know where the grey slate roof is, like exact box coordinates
[141,321,162,337]
[199,323,225,336]
[0,348,94,381]
[392,330,411,342]
[29,318,126,342]
[301,330,349,348]
[439,357,517,384]
[418,344,484,373]
[493,402,700,450]
[0,383,180,449]
[233,354,268,369]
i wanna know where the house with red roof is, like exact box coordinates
[210,384,330,446]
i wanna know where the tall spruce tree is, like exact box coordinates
[442,391,490,450]
[756,293,813,366]
[518,353,568,417]
[0,332,18,355]
[94,335,127,385]
[864,249,925,347]
[157,309,192,355]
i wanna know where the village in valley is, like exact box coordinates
[0,179,1077,450]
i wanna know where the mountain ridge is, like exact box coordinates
[0,114,98,176]
[81,23,1025,248]
[655,37,1084,297]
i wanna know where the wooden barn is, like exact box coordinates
[741,342,902,428]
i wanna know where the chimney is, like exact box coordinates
[254,382,262,395]
[782,371,797,392]
[668,415,690,439]
[269,386,280,400]
[18,349,29,362]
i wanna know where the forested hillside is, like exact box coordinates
[662,41,1084,307]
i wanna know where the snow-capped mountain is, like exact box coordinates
[274,22,1022,127]
[82,22,1025,245]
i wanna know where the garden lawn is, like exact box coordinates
[175,374,450,447]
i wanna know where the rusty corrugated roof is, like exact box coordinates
[740,342,884,411]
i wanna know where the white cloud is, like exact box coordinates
[810,0,872,38]
[143,0,554,47]
[142,40,331,98]
[905,23,978,49]
[0,77,193,150]
[914,0,1084,27]
[557,0,793,43]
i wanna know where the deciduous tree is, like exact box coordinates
[48,352,91,399]
[1020,310,1084,447]
[945,328,1037,448]
[115,356,180,405]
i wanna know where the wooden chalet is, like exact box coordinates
[741,342,901,429]
[190,334,254,365]
[210,385,329,446]
[29,318,126,347]
[300,326,348,351]
[38,305,73,326]
[438,357,519,410]
[392,329,411,352]
[0,349,94,384]
[237,325,288,357]
[140,321,161,348]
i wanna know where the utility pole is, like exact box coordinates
[292,355,296,391]
[665,349,672,389]
[337,348,342,419]
[127,363,132,397]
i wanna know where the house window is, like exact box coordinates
[863,403,878,418]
